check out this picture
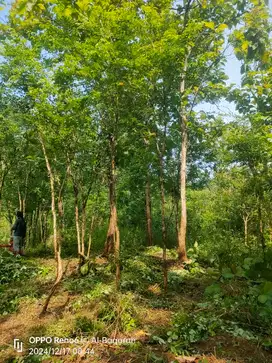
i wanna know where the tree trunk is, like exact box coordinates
[103,135,120,288]
[178,52,190,263]
[22,171,29,216]
[73,184,81,257]
[243,213,249,246]
[257,198,266,259]
[104,137,117,256]
[18,189,23,212]
[0,168,9,214]
[172,189,179,249]
[81,186,93,257]
[31,209,36,246]
[145,172,153,246]
[6,201,13,224]
[104,187,116,256]
[81,205,87,257]
[115,224,120,289]
[87,215,95,259]
[26,211,32,247]
[157,142,168,292]
[39,133,63,314]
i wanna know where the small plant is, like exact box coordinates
[164,311,223,355]
[74,316,104,334]
[0,250,38,284]
[97,292,139,333]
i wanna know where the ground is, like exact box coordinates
[0,248,271,363]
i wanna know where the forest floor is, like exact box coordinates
[0,247,271,363]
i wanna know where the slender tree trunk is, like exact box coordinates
[39,207,44,244]
[243,213,249,246]
[178,119,188,262]
[104,186,116,256]
[115,224,120,289]
[104,137,117,256]
[26,211,32,247]
[80,186,93,257]
[7,201,13,224]
[58,197,64,233]
[172,189,179,248]
[157,142,168,292]
[73,184,81,257]
[103,135,120,288]
[22,171,29,216]
[18,189,23,211]
[31,209,36,246]
[0,169,8,214]
[178,52,190,263]
[43,211,49,245]
[258,198,266,259]
[39,133,63,315]
[145,172,153,246]
[81,205,87,257]
[35,207,39,244]
[87,215,95,259]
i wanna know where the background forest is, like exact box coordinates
[0,0,272,362]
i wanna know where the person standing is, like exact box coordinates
[11,211,26,255]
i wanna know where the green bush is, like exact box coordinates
[0,250,38,284]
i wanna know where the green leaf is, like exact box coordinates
[258,294,268,304]
[80,263,89,276]
[204,21,215,30]
[217,24,228,32]
[222,268,234,279]
[63,7,73,17]
[204,283,222,296]
[262,282,272,295]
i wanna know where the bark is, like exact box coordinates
[39,133,63,315]
[177,51,190,263]
[243,213,250,246]
[27,211,32,247]
[156,141,167,292]
[6,201,13,224]
[0,167,9,214]
[22,171,29,216]
[43,211,49,245]
[31,209,37,246]
[18,189,23,212]
[104,193,116,255]
[104,137,117,256]
[39,208,43,243]
[103,135,120,288]
[81,189,92,257]
[57,167,68,235]
[81,206,87,256]
[35,207,39,243]
[73,184,81,256]
[115,225,120,289]
[145,173,153,246]
[87,215,95,259]
[172,189,179,248]
[258,199,266,259]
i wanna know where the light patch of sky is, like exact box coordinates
[194,42,241,117]
[0,2,9,21]
[195,0,272,117]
